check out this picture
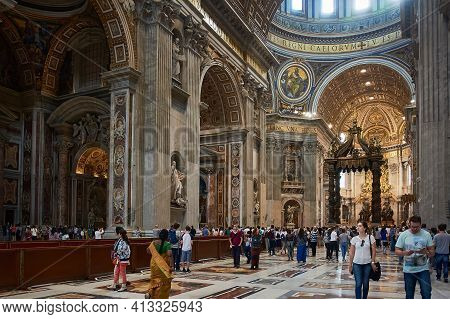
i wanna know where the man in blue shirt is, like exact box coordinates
[395,215,435,299]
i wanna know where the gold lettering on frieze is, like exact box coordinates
[267,124,317,134]
[268,30,402,54]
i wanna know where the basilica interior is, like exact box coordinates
[0,0,449,232]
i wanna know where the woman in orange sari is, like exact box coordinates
[145,229,173,299]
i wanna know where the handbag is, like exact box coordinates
[368,234,381,281]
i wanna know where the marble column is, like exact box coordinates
[303,141,318,226]
[182,20,206,228]
[242,90,255,227]
[328,162,336,224]
[335,169,341,224]
[406,0,450,226]
[56,135,73,226]
[136,0,179,230]
[371,161,382,223]
[102,68,140,230]
[205,170,216,227]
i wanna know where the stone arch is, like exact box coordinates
[41,0,136,95]
[0,13,34,90]
[41,18,102,95]
[310,56,415,114]
[47,96,110,127]
[200,62,245,129]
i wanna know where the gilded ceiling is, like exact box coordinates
[318,64,411,147]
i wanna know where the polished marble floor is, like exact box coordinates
[3,247,449,299]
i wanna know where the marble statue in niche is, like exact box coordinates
[285,205,298,224]
[172,37,185,80]
[171,160,187,207]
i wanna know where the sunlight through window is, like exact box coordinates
[354,0,370,11]
[322,0,335,15]
[292,0,303,11]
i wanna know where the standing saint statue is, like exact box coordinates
[171,161,186,207]
[172,37,185,80]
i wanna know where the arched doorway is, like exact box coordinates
[283,199,302,229]
[72,147,108,228]
[199,63,244,227]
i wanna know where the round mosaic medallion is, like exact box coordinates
[232,209,239,217]
[277,62,314,103]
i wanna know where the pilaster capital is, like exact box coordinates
[137,0,180,29]
[101,67,141,92]
[184,15,210,59]
[257,87,272,110]
[239,70,260,100]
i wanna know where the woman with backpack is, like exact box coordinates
[250,228,262,269]
[108,228,131,292]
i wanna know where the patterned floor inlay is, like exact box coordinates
[315,272,403,283]
[248,278,284,285]
[294,263,321,269]
[280,290,352,299]
[269,269,307,278]
[42,293,120,299]
[0,287,48,298]
[299,282,406,293]
[97,279,211,296]
[3,248,449,299]
[179,273,238,281]
[196,266,265,275]
[202,286,264,299]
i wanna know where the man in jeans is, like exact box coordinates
[268,225,276,256]
[395,215,435,299]
[169,223,181,271]
[433,224,449,283]
[229,225,243,268]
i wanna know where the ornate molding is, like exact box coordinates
[281,181,305,195]
[139,0,180,28]
[184,15,210,59]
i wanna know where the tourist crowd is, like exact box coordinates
[2,216,448,300]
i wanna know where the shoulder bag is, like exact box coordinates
[368,234,381,281]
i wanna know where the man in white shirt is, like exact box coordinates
[330,227,339,261]
[94,228,104,240]
[181,226,193,272]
